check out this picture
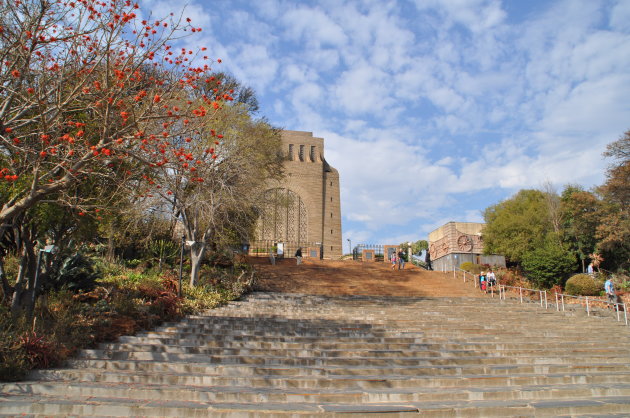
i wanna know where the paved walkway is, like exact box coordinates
[252,257,482,298]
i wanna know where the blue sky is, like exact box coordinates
[145,0,630,248]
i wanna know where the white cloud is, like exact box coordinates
[281,7,348,47]
[153,0,630,244]
[610,0,630,31]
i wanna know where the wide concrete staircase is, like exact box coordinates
[2,292,630,416]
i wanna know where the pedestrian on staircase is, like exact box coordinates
[605,278,617,306]
[295,247,303,265]
[479,271,486,291]
[487,270,496,290]
[397,249,405,270]
[391,251,398,270]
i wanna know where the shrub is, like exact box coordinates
[19,332,61,369]
[181,285,222,313]
[0,306,30,381]
[48,252,99,291]
[565,274,604,296]
[460,262,483,274]
[146,239,179,270]
[522,240,577,289]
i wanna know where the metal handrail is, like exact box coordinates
[452,267,476,288]
[498,284,628,326]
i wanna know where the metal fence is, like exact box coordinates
[248,240,323,259]
[451,267,628,327]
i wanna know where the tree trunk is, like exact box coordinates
[189,243,206,287]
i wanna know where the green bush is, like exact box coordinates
[49,252,99,291]
[565,274,604,296]
[522,239,577,289]
[0,306,30,381]
[460,262,483,274]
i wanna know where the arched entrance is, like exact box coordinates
[258,188,308,244]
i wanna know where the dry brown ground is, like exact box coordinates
[249,256,482,298]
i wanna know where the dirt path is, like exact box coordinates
[250,257,483,298]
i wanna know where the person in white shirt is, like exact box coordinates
[487,270,496,289]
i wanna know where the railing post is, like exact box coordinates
[624,304,628,326]
[561,294,565,312]
[616,303,620,322]
[539,291,543,307]
[519,287,523,304]
[544,291,548,309]
[555,293,559,311]
[586,297,590,316]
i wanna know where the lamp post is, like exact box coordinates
[347,238,351,255]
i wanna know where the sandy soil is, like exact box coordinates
[249,256,482,298]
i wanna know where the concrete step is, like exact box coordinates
[1,291,629,417]
[5,379,630,404]
[87,343,630,360]
[3,392,630,417]
[96,339,630,353]
[27,366,630,388]
[72,348,630,367]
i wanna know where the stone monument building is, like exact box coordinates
[255,130,342,259]
[428,222,505,271]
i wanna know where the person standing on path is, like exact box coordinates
[397,249,405,270]
[605,277,616,305]
[391,251,398,270]
[487,270,496,290]
[295,247,303,265]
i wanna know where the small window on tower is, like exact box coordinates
[288,144,294,160]
[299,145,305,161]
[310,146,316,162]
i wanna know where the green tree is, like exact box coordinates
[482,189,552,263]
[412,240,428,255]
[521,238,577,288]
[596,130,630,272]
[560,185,603,272]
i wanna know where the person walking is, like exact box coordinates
[295,247,303,265]
[391,251,398,270]
[605,277,616,305]
[397,249,405,270]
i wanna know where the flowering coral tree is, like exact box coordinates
[141,91,283,287]
[0,0,224,314]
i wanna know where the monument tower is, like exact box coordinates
[256,130,342,259]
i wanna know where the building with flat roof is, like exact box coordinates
[428,221,505,271]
